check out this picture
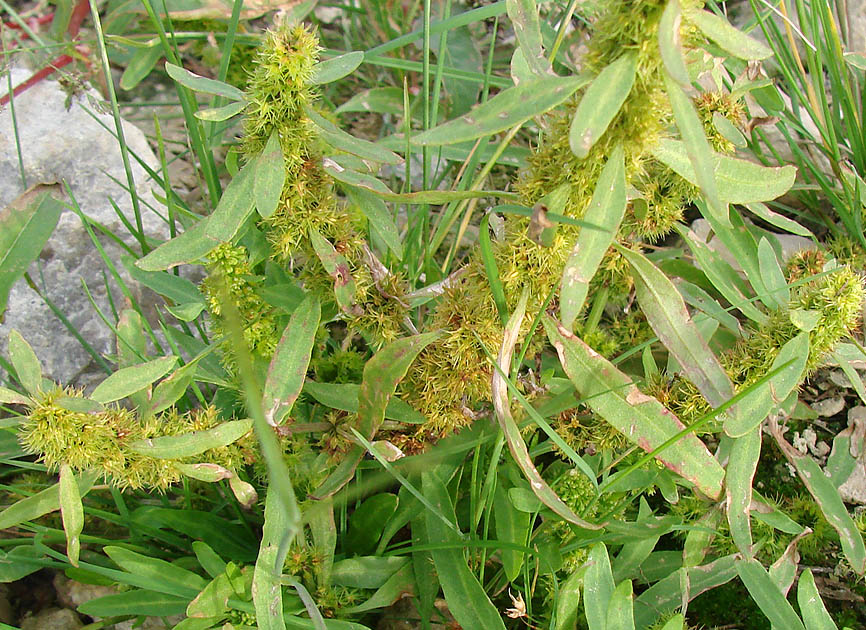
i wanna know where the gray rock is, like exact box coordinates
[20,608,83,630]
[53,574,115,610]
[0,68,168,386]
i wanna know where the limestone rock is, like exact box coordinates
[20,607,82,630]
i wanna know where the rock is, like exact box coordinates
[839,462,866,505]
[20,607,83,630]
[53,574,115,610]
[0,68,168,386]
[811,396,846,418]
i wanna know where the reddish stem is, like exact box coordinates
[0,54,74,106]
[67,0,89,37]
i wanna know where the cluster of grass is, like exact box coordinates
[1,1,866,629]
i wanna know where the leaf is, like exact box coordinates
[584,544,615,630]
[494,295,603,528]
[336,87,405,115]
[422,472,507,630]
[7,330,42,396]
[253,488,288,630]
[59,464,83,566]
[254,131,287,219]
[90,356,178,404]
[345,493,398,557]
[192,541,227,578]
[736,558,806,630]
[744,202,814,237]
[723,333,808,437]
[261,296,321,425]
[128,419,252,459]
[0,471,97,530]
[175,463,233,483]
[306,107,401,165]
[0,386,30,405]
[506,0,551,77]
[341,562,415,614]
[687,8,773,60]
[0,546,44,583]
[560,146,626,328]
[331,557,407,589]
[555,566,585,630]
[757,236,790,309]
[146,358,202,416]
[659,0,689,87]
[494,482,531,581]
[798,569,839,630]
[544,315,724,499]
[664,72,726,225]
[344,186,403,259]
[713,112,747,148]
[136,220,217,271]
[606,579,635,630]
[569,53,638,159]
[122,257,204,306]
[726,428,761,557]
[194,100,248,121]
[164,62,245,100]
[311,333,440,499]
[105,546,207,597]
[78,590,190,617]
[620,246,733,408]
[206,160,256,242]
[0,186,64,317]
[312,51,365,85]
[303,381,424,423]
[308,228,358,314]
[187,573,233,618]
[652,139,797,204]
[120,45,163,90]
[412,75,589,146]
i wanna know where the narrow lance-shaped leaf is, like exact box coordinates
[555,565,586,630]
[570,53,638,159]
[90,356,178,404]
[0,186,64,318]
[663,71,727,226]
[0,470,97,531]
[606,579,636,630]
[506,0,551,77]
[422,472,507,630]
[254,131,286,219]
[308,228,358,314]
[311,332,441,499]
[164,62,246,100]
[7,330,42,396]
[726,427,761,557]
[494,293,603,528]
[797,569,839,630]
[252,489,287,630]
[658,0,689,87]
[544,315,725,499]
[128,419,253,459]
[757,237,790,309]
[412,74,590,146]
[736,558,806,630]
[493,482,531,582]
[261,296,321,426]
[311,51,365,85]
[136,220,217,271]
[194,100,248,122]
[686,8,773,60]
[306,106,401,165]
[59,464,84,567]
[560,146,626,328]
[0,386,31,405]
[584,543,615,630]
[619,245,734,408]
[344,186,403,259]
[205,161,256,242]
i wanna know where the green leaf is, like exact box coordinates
[658,0,690,87]
[506,0,551,77]
[757,237,790,309]
[308,229,358,314]
[253,488,289,630]
[494,482,531,581]
[560,146,626,328]
[412,74,589,146]
[311,333,440,499]
[165,62,245,100]
[261,296,321,425]
[311,51,365,85]
[336,87,405,115]
[344,186,403,259]
[422,472,506,630]
[744,202,814,237]
[0,385,30,405]
[736,558,806,630]
[120,45,163,90]
[331,557,407,589]
[0,186,64,318]
[798,569,838,630]
[570,53,637,159]
[620,246,733,408]
[59,464,83,566]
[175,463,233,483]
[340,562,415,614]
[687,8,772,60]
[0,546,44,583]
[254,132,287,219]
[307,107,401,165]
[122,256,204,306]
[555,566,585,630]
[606,579,635,630]
[544,315,724,499]
[345,493,398,556]
[723,333,808,437]
[146,358,202,416]
[90,356,178,404]
[192,541,227,579]
[78,590,189,617]
[105,546,207,597]
[652,139,797,204]
[713,112,747,148]
[726,428,761,557]
[194,100,248,122]
[663,72,726,225]
[187,573,233,618]
[206,160,256,242]
[136,220,217,271]
[303,381,425,424]
[128,419,252,459]
[0,471,97,530]
[7,330,42,396]
[584,543,615,630]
